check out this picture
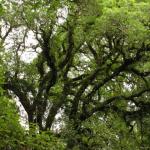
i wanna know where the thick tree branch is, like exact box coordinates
[80,87,150,121]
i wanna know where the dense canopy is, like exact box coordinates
[0,0,150,149]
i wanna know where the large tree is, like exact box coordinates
[0,0,150,149]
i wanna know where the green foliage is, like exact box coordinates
[0,97,24,149]
[25,128,65,150]
[63,112,142,150]
[1,0,150,149]
[0,66,23,149]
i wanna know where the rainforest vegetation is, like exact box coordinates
[0,0,150,149]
